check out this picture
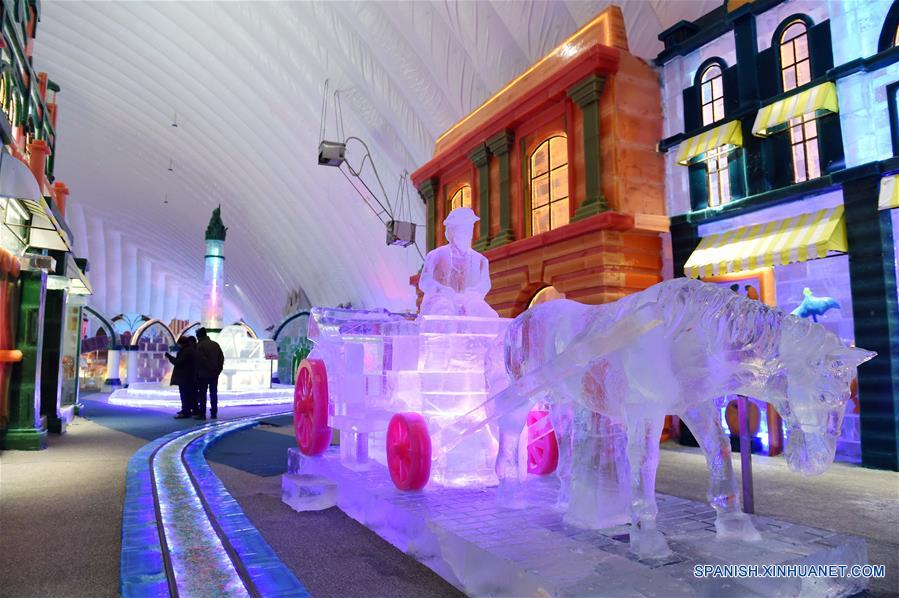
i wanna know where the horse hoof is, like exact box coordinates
[629,528,672,559]
[715,511,762,542]
[495,481,528,509]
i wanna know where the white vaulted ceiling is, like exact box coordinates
[33,0,717,331]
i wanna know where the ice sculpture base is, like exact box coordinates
[108,384,294,408]
[281,474,337,512]
[286,448,869,597]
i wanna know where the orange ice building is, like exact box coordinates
[411,6,668,317]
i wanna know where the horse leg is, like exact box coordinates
[679,402,761,541]
[495,399,533,508]
[565,410,630,529]
[550,401,574,510]
[626,412,671,558]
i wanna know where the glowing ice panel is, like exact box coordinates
[202,239,225,330]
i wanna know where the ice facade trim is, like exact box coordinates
[838,63,899,168]
[696,188,843,236]
[664,149,692,217]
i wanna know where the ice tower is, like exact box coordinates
[202,206,227,332]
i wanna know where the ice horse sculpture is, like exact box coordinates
[479,278,874,558]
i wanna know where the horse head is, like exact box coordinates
[770,317,875,475]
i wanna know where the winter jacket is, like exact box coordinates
[167,345,198,387]
[196,338,225,381]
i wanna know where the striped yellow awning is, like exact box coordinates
[752,82,839,137]
[684,205,847,278]
[675,120,743,165]
[879,174,899,210]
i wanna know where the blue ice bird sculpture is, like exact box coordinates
[791,287,840,322]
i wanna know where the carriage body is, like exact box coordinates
[294,306,527,489]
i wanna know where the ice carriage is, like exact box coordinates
[292,306,559,491]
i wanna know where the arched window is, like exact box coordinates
[878,1,899,52]
[448,185,471,212]
[693,59,731,206]
[700,64,725,126]
[780,21,811,92]
[530,135,568,235]
[779,20,819,182]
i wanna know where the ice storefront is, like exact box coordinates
[659,0,899,469]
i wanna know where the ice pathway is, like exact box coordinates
[120,412,308,597]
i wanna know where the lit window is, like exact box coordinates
[894,24,899,47]
[780,21,811,92]
[779,22,819,182]
[0,73,16,128]
[530,135,568,235]
[448,185,471,211]
[706,146,731,207]
[700,64,725,126]
[788,112,821,182]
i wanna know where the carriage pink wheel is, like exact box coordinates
[526,409,558,475]
[387,413,431,491]
[294,358,332,456]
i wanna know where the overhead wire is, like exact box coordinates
[318,82,424,262]
[318,79,329,146]
[342,136,395,218]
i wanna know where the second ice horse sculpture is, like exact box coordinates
[489,278,875,558]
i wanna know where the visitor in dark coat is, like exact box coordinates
[166,336,198,419]
[195,328,225,420]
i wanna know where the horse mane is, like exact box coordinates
[652,279,786,360]
[502,279,809,378]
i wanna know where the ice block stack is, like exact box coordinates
[306,306,511,488]
[413,315,510,486]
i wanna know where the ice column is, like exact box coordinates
[202,207,227,331]
[125,348,140,386]
[104,347,122,389]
